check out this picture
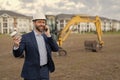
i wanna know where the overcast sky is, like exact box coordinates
[0,0,120,20]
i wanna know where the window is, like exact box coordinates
[60,24,64,28]
[66,20,69,23]
[3,23,7,27]
[3,17,8,28]
[60,20,64,23]
[3,17,7,22]
[3,29,7,34]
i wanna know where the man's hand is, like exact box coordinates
[13,36,21,47]
[44,25,51,37]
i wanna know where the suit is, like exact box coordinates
[13,31,59,79]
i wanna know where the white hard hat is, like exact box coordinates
[32,12,46,21]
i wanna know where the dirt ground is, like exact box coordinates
[0,33,120,80]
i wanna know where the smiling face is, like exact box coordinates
[33,19,46,32]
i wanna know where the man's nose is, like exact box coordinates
[40,23,45,26]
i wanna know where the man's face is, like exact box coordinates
[33,19,46,32]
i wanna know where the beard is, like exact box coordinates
[35,25,45,32]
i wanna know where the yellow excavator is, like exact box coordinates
[57,15,104,56]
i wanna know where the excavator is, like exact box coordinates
[57,15,104,56]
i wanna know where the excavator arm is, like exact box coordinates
[94,16,104,47]
[57,15,104,55]
[58,16,93,46]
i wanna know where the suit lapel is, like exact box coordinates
[42,34,48,43]
[29,32,50,56]
[29,31,39,51]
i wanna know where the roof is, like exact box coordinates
[56,13,120,23]
[0,10,31,19]
[56,14,74,19]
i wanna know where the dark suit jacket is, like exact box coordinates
[13,31,59,79]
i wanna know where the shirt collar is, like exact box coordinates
[33,30,42,36]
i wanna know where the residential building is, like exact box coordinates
[0,10,32,34]
[56,14,120,33]
[0,10,120,34]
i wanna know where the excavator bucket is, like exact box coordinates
[84,40,102,52]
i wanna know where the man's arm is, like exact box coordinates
[44,25,59,52]
[47,37,59,52]
[13,35,25,57]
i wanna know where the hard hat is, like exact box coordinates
[32,12,46,21]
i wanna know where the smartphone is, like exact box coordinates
[10,31,21,38]
[44,26,48,32]
[10,31,17,38]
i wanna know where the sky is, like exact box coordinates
[0,0,120,20]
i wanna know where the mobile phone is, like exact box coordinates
[44,25,48,32]
[44,21,48,32]
[10,31,17,38]
[10,31,21,38]
[44,26,48,32]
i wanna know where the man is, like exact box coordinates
[12,12,59,80]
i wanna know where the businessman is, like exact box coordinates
[12,12,59,80]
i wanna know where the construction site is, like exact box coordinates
[0,32,120,80]
[0,9,120,80]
